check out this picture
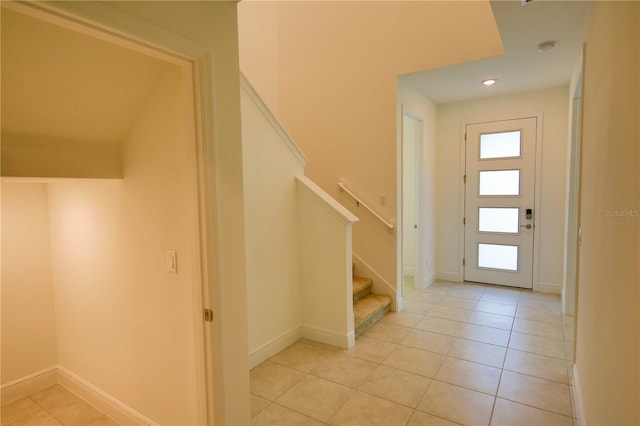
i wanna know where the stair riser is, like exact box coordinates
[352,287,371,304]
[354,303,391,337]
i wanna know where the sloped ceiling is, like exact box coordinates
[1,8,169,145]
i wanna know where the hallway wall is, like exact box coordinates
[435,87,569,292]
[575,2,640,424]
[1,183,58,385]
[238,1,503,293]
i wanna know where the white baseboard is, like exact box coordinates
[396,296,405,312]
[435,271,462,282]
[1,366,57,404]
[248,325,303,369]
[57,367,155,425]
[572,364,584,425]
[302,324,353,349]
[536,281,562,295]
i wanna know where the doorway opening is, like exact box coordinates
[402,112,424,290]
[1,4,211,424]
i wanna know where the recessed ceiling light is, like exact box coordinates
[482,79,497,86]
[537,41,556,53]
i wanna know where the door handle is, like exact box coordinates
[520,224,532,229]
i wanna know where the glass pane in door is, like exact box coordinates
[480,131,521,159]
[479,170,520,196]
[478,208,519,233]
[478,243,518,271]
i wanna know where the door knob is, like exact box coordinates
[520,224,532,229]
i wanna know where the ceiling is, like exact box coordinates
[402,0,589,104]
[1,8,170,145]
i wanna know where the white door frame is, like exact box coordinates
[5,2,231,423]
[400,108,425,290]
[459,113,544,291]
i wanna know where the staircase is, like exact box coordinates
[353,267,392,337]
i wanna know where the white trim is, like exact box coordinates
[536,281,562,295]
[572,364,585,425]
[57,367,156,426]
[240,74,310,167]
[302,325,354,349]
[352,253,398,310]
[248,326,303,369]
[396,296,405,312]
[1,366,58,404]
[297,176,360,224]
[435,271,463,283]
[531,113,545,293]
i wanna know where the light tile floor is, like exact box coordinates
[250,280,576,426]
[1,384,120,426]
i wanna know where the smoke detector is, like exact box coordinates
[537,41,556,53]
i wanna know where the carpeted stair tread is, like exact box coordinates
[354,293,392,336]
[353,276,373,296]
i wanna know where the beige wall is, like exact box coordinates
[397,79,438,289]
[575,2,639,424]
[1,183,58,385]
[46,66,201,424]
[436,87,569,292]
[99,3,250,423]
[239,1,503,291]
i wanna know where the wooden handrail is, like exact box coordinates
[337,180,395,232]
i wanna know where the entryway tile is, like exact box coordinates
[381,311,424,327]
[490,398,573,426]
[311,354,378,388]
[250,394,271,417]
[513,318,564,340]
[363,322,412,343]
[269,341,335,372]
[448,338,506,368]
[340,336,396,363]
[497,371,572,417]
[414,316,464,337]
[503,349,569,384]
[428,305,472,322]
[508,332,566,359]
[359,365,431,408]
[383,345,444,378]
[459,323,510,347]
[251,403,323,425]
[516,307,562,324]
[328,391,413,425]
[467,311,514,331]
[407,410,460,425]
[401,330,455,355]
[1,397,42,425]
[434,358,501,395]
[250,361,305,400]
[417,381,495,426]
[276,376,353,423]
[475,301,516,317]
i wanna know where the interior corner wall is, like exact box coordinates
[397,78,437,288]
[575,2,639,424]
[238,1,503,291]
[1,182,58,385]
[436,87,569,289]
[46,66,201,425]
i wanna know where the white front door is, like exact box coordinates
[464,117,537,288]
